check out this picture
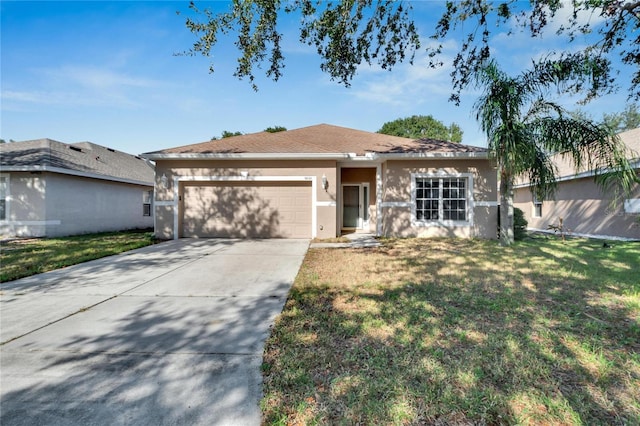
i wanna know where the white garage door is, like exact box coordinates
[182,181,312,238]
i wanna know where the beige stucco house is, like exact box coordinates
[142,124,498,240]
[0,139,155,238]
[514,127,640,240]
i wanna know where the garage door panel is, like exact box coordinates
[279,210,296,221]
[182,182,311,238]
[295,211,309,221]
[278,196,294,207]
[294,225,309,236]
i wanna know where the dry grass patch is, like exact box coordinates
[310,236,351,243]
[262,237,640,425]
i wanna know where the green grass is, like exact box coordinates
[261,236,640,425]
[0,229,157,282]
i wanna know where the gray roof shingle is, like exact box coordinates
[1,139,154,184]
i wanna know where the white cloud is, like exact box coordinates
[351,39,458,107]
[484,0,613,80]
[4,65,166,109]
[539,0,607,35]
[2,88,139,108]
[43,66,160,90]
[2,90,52,104]
[493,0,606,46]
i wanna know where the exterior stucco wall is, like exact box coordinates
[0,172,48,237]
[154,160,338,239]
[155,205,175,240]
[316,206,336,237]
[473,206,499,240]
[0,172,153,238]
[381,159,498,239]
[514,175,640,240]
[154,158,498,240]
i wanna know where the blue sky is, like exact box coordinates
[1,1,633,155]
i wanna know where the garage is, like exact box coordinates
[181,181,312,238]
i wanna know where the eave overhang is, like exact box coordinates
[141,151,489,161]
[514,157,640,189]
[0,165,154,187]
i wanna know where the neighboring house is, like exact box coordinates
[514,128,640,240]
[142,124,498,240]
[0,139,155,238]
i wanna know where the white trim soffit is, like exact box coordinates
[0,165,153,187]
[142,151,488,161]
[515,158,640,189]
[177,175,314,182]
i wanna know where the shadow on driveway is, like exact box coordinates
[0,238,309,425]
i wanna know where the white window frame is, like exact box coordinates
[533,193,542,218]
[411,173,473,227]
[0,173,9,222]
[142,190,153,217]
[624,198,640,214]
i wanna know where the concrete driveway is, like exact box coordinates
[0,238,309,425]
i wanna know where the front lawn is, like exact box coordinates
[262,237,640,424]
[0,230,157,282]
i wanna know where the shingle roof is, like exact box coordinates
[146,124,487,156]
[0,139,154,185]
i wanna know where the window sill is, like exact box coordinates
[412,220,471,227]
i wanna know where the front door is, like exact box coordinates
[342,184,370,230]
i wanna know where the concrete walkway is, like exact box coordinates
[0,238,309,426]
[310,232,381,249]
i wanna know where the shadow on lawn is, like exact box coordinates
[263,238,639,424]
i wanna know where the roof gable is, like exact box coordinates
[146,124,487,157]
[620,127,640,157]
[551,128,640,179]
[0,139,154,184]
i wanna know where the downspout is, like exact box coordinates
[376,164,383,236]
[173,176,179,240]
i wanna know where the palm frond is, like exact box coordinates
[589,134,639,204]
[472,59,638,245]
[524,98,564,124]
[531,117,638,204]
[523,142,559,201]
